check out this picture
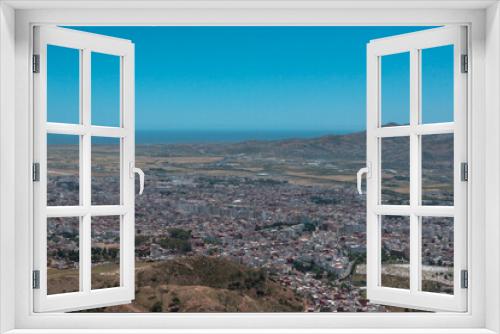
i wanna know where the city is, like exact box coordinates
[46,130,454,312]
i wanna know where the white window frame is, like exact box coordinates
[366,26,468,312]
[33,26,136,312]
[0,1,499,333]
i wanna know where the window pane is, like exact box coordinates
[47,217,80,295]
[91,52,121,127]
[380,215,410,289]
[47,45,80,124]
[381,137,410,205]
[421,134,454,206]
[91,137,121,205]
[381,52,410,127]
[421,45,454,124]
[421,217,454,294]
[91,216,121,290]
[47,134,80,206]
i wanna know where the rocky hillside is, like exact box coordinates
[90,256,305,312]
[137,131,366,162]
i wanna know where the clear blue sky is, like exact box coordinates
[47,26,453,133]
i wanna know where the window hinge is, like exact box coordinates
[32,270,40,289]
[461,54,468,73]
[461,269,468,289]
[32,54,40,73]
[461,162,468,182]
[32,162,40,182]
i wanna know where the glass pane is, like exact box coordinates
[91,137,121,205]
[380,215,410,289]
[381,52,410,127]
[91,216,121,290]
[421,45,454,124]
[91,52,121,127]
[47,217,80,295]
[421,134,454,206]
[47,134,80,206]
[381,137,410,205]
[47,45,80,124]
[421,217,454,294]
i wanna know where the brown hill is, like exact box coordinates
[90,256,305,312]
[138,131,366,162]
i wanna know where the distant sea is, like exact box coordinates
[47,129,358,145]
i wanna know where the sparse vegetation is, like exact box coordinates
[150,301,163,312]
[157,228,193,253]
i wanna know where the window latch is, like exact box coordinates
[356,162,371,195]
[130,162,145,195]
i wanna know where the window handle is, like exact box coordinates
[357,163,371,195]
[130,162,145,195]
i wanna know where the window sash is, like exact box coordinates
[366,25,468,312]
[32,26,136,313]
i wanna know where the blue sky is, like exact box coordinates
[47,26,453,134]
